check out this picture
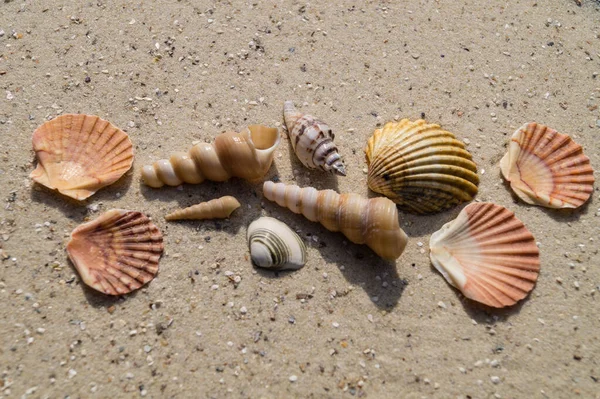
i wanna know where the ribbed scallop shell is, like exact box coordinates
[66,209,164,295]
[247,217,307,270]
[429,202,540,308]
[165,196,241,221]
[30,114,134,200]
[500,122,595,208]
[365,119,479,214]
[283,101,346,176]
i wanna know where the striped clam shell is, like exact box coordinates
[247,217,307,270]
[283,101,346,176]
[365,119,479,214]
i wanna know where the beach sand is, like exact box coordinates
[1,0,599,397]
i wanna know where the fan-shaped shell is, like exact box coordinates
[247,217,307,270]
[165,196,241,221]
[30,114,134,200]
[500,122,595,209]
[66,209,164,295]
[429,202,540,308]
[365,119,479,214]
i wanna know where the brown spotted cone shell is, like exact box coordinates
[500,122,595,208]
[283,101,346,176]
[67,209,164,295]
[30,114,134,200]
[429,202,540,308]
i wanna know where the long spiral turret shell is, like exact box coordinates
[283,101,346,176]
[142,125,280,188]
[262,181,408,260]
[165,196,241,220]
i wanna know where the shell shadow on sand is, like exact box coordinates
[258,199,407,310]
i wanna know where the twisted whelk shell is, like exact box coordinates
[66,209,164,295]
[142,125,281,188]
[262,181,408,260]
[365,119,479,214]
[429,202,540,308]
[500,122,595,209]
[30,114,134,200]
[247,217,307,270]
[283,101,346,176]
[165,196,241,221]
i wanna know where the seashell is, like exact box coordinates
[66,209,164,295]
[247,217,307,270]
[262,181,408,260]
[30,114,134,200]
[429,202,540,308]
[165,196,241,221]
[283,101,346,176]
[365,119,479,214]
[142,125,280,188]
[500,122,595,209]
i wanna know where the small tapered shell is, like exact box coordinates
[247,217,307,270]
[429,202,540,308]
[30,114,134,200]
[365,119,479,214]
[500,122,595,209]
[165,196,241,221]
[283,101,346,176]
[142,125,280,188]
[262,181,408,260]
[66,209,164,295]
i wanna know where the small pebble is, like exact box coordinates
[289,375,298,382]
[490,376,501,384]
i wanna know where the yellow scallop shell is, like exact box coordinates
[365,119,479,214]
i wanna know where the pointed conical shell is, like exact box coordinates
[30,114,134,200]
[66,209,164,295]
[247,217,307,270]
[165,196,241,220]
[365,119,479,214]
[283,101,346,176]
[429,202,540,308]
[141,125,280,188]
[500,122,595,209]
[262,181,408,260]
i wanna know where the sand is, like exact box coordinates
[1,0,599,398]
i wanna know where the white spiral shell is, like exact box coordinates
[247,217,307,270]
[283,101,346,176]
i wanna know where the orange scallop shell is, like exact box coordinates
[30,114,134,200]
[429,202,540,308]
[500,122,594,208]
[67,209,164,295]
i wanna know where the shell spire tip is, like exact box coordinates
[332,163,346,176]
